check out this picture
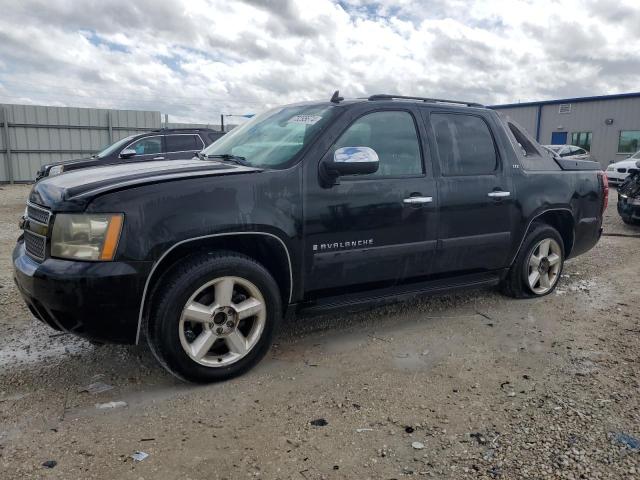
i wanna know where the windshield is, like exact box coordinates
[202,104,339,169]
[631,151,640,159]
[96,135,136,158]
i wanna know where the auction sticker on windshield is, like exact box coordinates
[287,115,323,125]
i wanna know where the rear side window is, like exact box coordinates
[332,110,423,177]
[507,123,541,157]
[165,135,201,152]
[431,113,497,176]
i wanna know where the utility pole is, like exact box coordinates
[220,114,224,132]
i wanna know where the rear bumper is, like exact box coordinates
[12,241,151,344]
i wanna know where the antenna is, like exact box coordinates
[330,90,344,104]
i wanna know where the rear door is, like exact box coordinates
[423,109,515,275]
[165,134,205,159]
[303,106,438,295]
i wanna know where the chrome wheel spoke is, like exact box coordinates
[539,273,551,289]
[190,330,217,360]
[530,254,541,268]
[547,253,561,266]
[235,297,263,320]
[215,278,234,307]
[538,239,550,257]
[183,301,213,323]
[528,270,540,288]
[225,330,248,354]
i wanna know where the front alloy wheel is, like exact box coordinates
[526,238,562,294]
[179,276,266,367]
[148,252,281,383]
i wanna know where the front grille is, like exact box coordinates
[24,230,46,260]
[27,204,50,224]
[618,168,627,173]
[24,202,51,261]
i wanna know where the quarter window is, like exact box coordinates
[332,111,423,177]
[432,114,497,176]
[127,137,162,155]
[166,135,202,152]
[618,131,640,154]
[571,132,592,151]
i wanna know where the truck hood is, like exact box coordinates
[30,159,261,210]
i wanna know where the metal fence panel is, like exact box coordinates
[0,103,165,182]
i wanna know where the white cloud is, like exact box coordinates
[0,0,638,122]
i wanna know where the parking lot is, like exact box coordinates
[0,184,639,479]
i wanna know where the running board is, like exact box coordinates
[296,272,502,317]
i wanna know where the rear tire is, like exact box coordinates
[501,222,565,299]
[147,251,281,383]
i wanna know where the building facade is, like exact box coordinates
[491,92,640,167]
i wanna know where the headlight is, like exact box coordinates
[49,165,64,176]
[51,214,123,261]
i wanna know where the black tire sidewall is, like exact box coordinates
[518,224,565,297]
[150,253,281,383]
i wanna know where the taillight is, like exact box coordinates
[598,171,609,214]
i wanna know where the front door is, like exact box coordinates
[551,131,567,145]
[425,110,514,275]
[303,107,438,297]
[122,135,165,162]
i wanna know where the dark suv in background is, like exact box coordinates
[35,128,224,180]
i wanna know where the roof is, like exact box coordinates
[490,91,640,109]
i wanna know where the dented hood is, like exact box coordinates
[29,158,261,210]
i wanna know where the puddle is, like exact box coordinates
[0,321,92,372]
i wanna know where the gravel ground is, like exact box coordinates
[0,184,639,479]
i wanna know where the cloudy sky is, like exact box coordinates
[0,0,638,123]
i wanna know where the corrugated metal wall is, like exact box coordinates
[0,104,162,182]
[493,97,640,167]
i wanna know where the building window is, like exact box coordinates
[571,132,592,151]
[618,131,640,154]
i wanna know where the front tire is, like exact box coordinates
[501,222,565,298]
[147,252,282,383]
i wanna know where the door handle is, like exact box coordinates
[403,196,433,204]
[487,191,510,198]
[153,156,165,160]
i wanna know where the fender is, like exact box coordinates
[509,207,574,266]
[135,231,293,344]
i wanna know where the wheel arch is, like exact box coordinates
[136,232,293,344]
[510,208,575,266]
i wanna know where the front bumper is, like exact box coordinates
[618,198,640,222]
[12,240,151,344]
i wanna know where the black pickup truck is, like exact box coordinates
[13,93,607,382]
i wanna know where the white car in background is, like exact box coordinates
[607,151,640,185]
[544,145,592,160]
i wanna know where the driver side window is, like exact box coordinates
[127,136,162,155]
[332,111,423,178]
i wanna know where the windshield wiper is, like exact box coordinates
[204,153,250,166]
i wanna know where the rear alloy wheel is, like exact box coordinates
[501,222,565,298]
[526,238,562,295]
[179,276,266,367]
[148,252,281,383]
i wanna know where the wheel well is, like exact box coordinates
[535,210,574,257]
[139,235,292,342]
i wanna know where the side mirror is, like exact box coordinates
[636,160,640,169]
[119,148,137,159]
[320,147,379,186]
